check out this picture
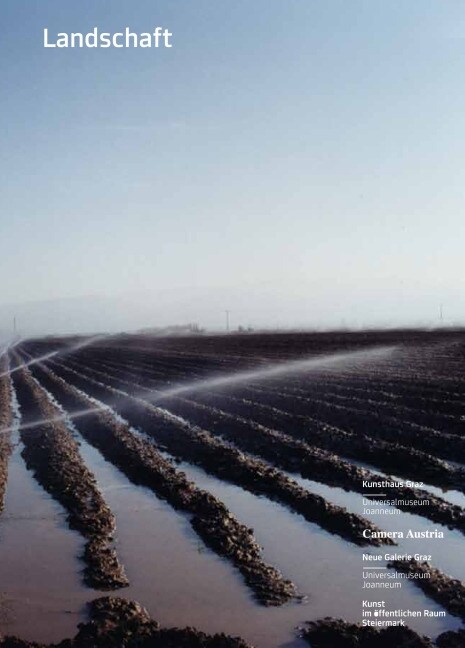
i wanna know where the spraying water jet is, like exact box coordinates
[0,333,116,379]
[145,345,398,403]
[8,344,397,439]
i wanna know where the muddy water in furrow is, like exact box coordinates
[68,428,309,648]
[0,387,89,642]
[173,460,462,640]
[2,364,464,645]
[23,364,465,644]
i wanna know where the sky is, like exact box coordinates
[1,1,465,334]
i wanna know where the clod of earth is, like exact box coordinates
[0,596,252,647]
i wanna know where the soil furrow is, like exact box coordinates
[59,353,465,496]
[238,384,465,464]
[44,357,395,548]
[271,374,465,421]
[302,618,435,647]
[262,381,465,438]
[23,358,297,607]
[63,350,465,427]
[0,596,252,648]
[54,353,465,536]
[0,355,13,512]
[388,560,465,621]
[9,357,128,591]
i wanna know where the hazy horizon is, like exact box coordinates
[2,1,465,335]
[0,281,463,338]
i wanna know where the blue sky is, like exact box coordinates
[1,1,465,332]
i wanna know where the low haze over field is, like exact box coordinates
[1,1,465,335]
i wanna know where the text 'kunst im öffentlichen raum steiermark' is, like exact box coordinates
[43,27,173,49]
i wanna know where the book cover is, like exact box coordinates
[1,2,464,647]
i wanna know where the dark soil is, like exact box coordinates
[0,356,12,513]
[55,348,465,497]
[16,330,465,644]
[10,360,128,591]
[23,360,296,607]
[44,358,394,548]
[58,328,465,362]
[436,629,465,647]
[302,617,465,648]
[0,596,252,647]
[73,354,465,536]
[302,618,434,648]
[388,560,465,620]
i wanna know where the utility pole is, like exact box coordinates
[225,310,230,333]
[13,316,17,335]
[439,303,444,323]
